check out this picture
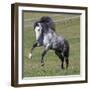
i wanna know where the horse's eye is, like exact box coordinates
[38,29,40,31]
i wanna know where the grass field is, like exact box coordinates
[23,12,80,77]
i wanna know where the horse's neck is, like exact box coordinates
[43,29,57,42]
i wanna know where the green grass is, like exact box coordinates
[23,12,80,77]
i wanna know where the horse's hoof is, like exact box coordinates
[28,53,32,59]
[41,63,45,66]
[61,67,64,69]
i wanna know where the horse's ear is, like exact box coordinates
[33,21,39,29]
[33,21,37,29]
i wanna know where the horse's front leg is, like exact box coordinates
[41,45,50,66]
[28,42,37,59]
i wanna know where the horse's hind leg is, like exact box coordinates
[65,57,69,69]
[64,50,69,69]
[55,51,64,69]
[61,56,64,69]
[64,39,69,69]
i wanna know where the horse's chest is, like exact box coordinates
[43,33,52,46]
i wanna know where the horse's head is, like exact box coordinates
[34,21,43,41]
[34,21,49,41]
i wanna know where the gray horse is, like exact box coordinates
[29,16,69,69]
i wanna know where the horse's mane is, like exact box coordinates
[34,16,56,31]
[40,16,56,31]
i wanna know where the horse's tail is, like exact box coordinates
[64,39,70,57]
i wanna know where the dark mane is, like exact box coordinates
[34,16,56,31]
[34,21,49,33]
[40,16,56,31]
